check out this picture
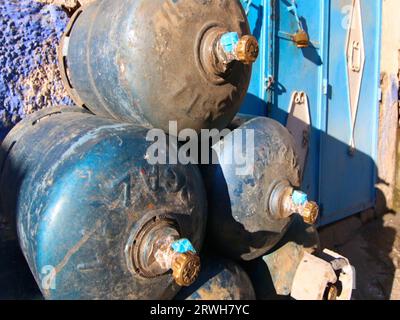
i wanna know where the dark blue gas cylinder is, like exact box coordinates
[0,106,207,299]
[201,116,318,261]
[176,255,255,300]
[59,0,259,133]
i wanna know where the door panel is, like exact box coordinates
[240,0,382,225]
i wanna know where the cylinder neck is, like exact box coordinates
[269,181,319,225]
[200,29,259,77]
[129,217,200,286]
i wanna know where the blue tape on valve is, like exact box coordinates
[292,190,308,206]
[220,32,239,54]
[171,239,196,254]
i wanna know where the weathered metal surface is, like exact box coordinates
[346,0,365,150]
[176,255,256,300]
[60,0,256,133]
[0,106,207,300]
[201,116,303,261]
[286,91,310,177]
[245,215,354,300]
[290,251,338,300]
[244,215,320,299]
[291,249,354,300]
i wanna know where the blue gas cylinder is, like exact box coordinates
[201,116,304,261]
[59,0,259,133]
[0,106,207,299]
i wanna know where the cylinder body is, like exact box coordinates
[201,117,301,261]
[0,107,207,299]
[60,0,252,132]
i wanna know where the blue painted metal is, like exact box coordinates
[240,0,270,116]
[240,0,382,225]
[0,106,207,300]
[176,255,256,300]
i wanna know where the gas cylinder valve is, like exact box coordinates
[269,181,319,224]
[218,32,259,64]
[128,217,201,287]
[203,30,259,77]
[155,238,201,287]
[291,191,319,224]
[217,32,259,66]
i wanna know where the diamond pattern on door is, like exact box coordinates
[346,0,365,148]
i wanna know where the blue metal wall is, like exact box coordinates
[240,0,382,225]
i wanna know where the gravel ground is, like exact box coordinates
[320,213,400,300]
[0,0,72,140]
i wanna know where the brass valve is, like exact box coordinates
[268,182,319,225]
[302,201,319,225]
[172,251,201,287]
[128,218,201,287]
[235,35,259,64]
[326,284,338,301]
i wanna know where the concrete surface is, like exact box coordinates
[376,0,400,213]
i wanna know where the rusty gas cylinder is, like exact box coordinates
[59,0,258,133]
[201,116,319,261]
[0,106,207,299]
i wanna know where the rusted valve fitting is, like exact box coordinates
[217,32,259,65]
[300,200,319,224]
[155,237,201,287]
[129,218,200,287]
[201,30,259,77]
[269,181,319,224]
[171,250,201,287]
